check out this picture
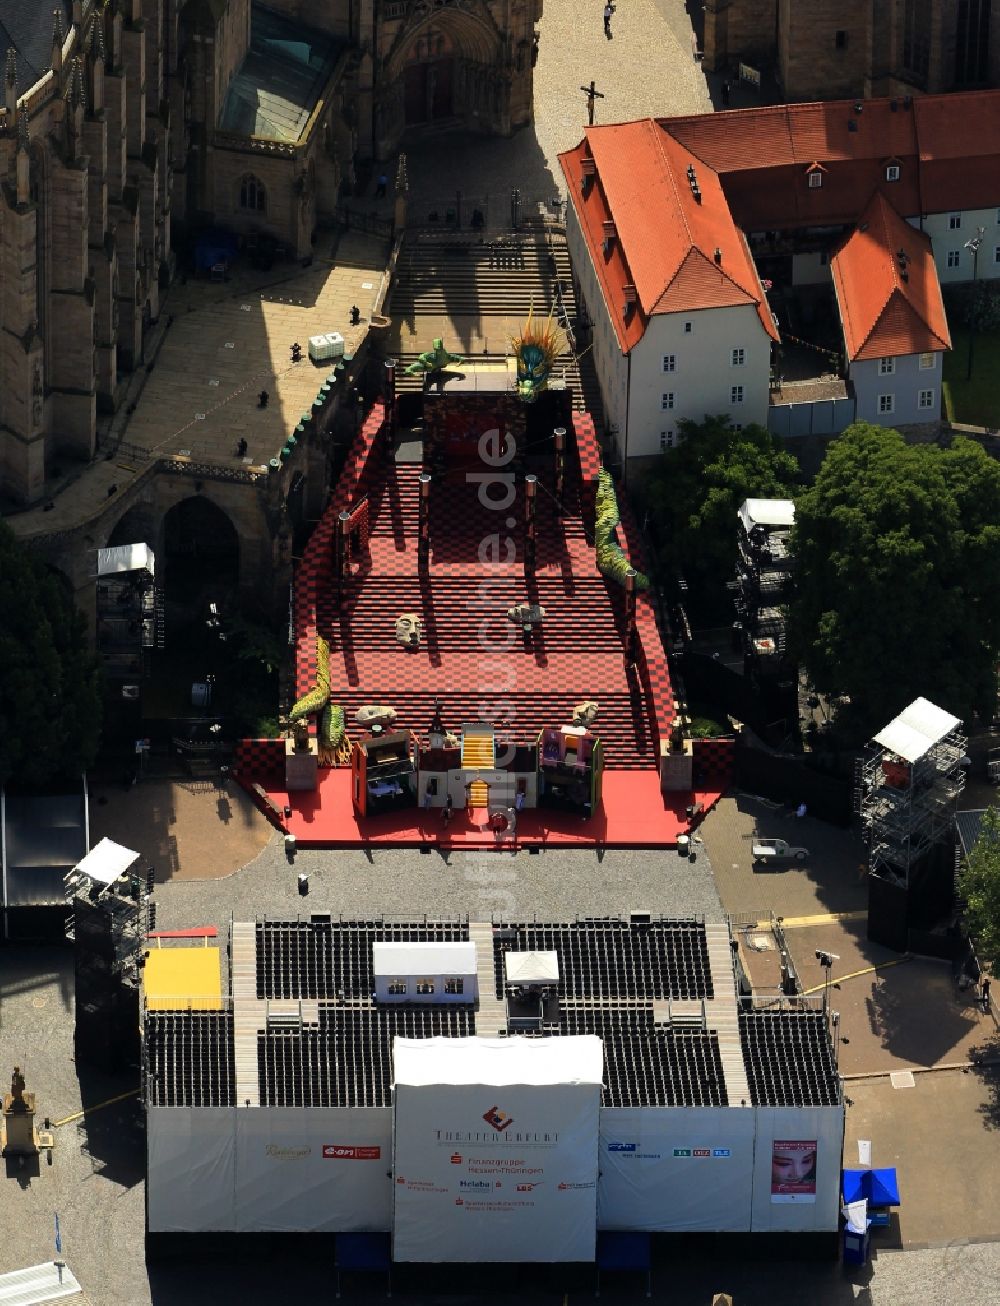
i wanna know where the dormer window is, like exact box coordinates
[580,156,596,196]
[622,283,637,320]
[602,220,617,255]
[886,164,900,182]
[806,163,825,190]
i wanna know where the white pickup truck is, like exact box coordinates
[752,837,809,865]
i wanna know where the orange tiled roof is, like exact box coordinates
[558,122,777,353]
[830,192,951,361]
[559,90,1000,353]
[664,89,1000,228]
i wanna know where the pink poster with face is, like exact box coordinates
[770,1139,817,1203]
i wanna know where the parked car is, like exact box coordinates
[752,837,809,865]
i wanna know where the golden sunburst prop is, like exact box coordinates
[509,302,569,400]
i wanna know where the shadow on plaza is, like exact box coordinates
[731,793,868,917]
[146,1234,872,1306]
[969,1031,1000,1129]
[69,1062,145,1190]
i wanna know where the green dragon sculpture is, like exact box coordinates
[404,338,464,375]
[289,634,345,749]
[509,305,568,403]
[594,469,650,590]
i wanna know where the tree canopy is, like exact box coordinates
[959,806,1000,979]
[788,423,1000,739]
[641,415,799,598]
[0,522,103,787]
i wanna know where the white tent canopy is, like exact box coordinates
[97,543,155,577]
[74,836,141,886]
[394,1034,603,1087]
[738,499,795,533]
[504,950,560,986]
[372,941,477,977]
[873,696,961,763]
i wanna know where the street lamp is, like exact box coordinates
[964,226,985,382]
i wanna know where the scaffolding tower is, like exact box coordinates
[858,697,967,887]
[733,499,795,678]
[64,839,153,1070]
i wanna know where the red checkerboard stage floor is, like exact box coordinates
[242,407,727,849]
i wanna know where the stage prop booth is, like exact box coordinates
[391,1035,603,1262]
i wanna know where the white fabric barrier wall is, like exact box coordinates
[147,1106,393,1233]
[234,1107,393,1232]
[147,1107,237,1232]
[392,1036,602,1263]
[597,1107,756,1232]
[750,1106,845,1233]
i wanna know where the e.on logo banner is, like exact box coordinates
[322,1144,381,1160]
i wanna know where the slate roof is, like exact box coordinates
[0,0,70,89]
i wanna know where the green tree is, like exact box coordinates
[642,415,799,598]
[788,423,1000,739]
[959,806,1000,978]
[0,522,103,787]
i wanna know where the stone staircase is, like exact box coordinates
[381,231,589,410]
[703,923,752,1109]
[469,920,507,1036]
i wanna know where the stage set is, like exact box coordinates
[234,350,730,849]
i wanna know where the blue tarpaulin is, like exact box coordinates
[194,230,239,272]
[335,1232,391,1270]
[596,1232,652,1270]
[842,1168,900,1207]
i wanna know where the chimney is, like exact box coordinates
[714,247,723,265]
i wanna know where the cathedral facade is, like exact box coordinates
[705,0,999,101]
[0,0,540,507]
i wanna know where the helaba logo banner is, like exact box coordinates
[482,1105,514,1133]
[607,1142,636,1153]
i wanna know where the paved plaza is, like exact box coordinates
[402,0,713,220]
[6,231,386,541]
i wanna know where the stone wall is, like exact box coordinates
[779,0,871,100]
[0,0,172,505]
[704,0,777,74]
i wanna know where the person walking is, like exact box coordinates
[981,976,992,1013]
[374,174,388,200]
[603,3,613,38]
[442,793,454,827]
[721,79,731,107]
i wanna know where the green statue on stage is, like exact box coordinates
[405,338,464,375]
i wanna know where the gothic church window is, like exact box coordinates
[239,174,267,213]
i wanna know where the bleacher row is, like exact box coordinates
[740,1011,840,1108]
[145,1011,235,1107]
[559,1006,728,1108]
[493,921,715,1002]
[255,919,470,1001]
[259,1006,477,1108]
[144,1006,838,1110]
